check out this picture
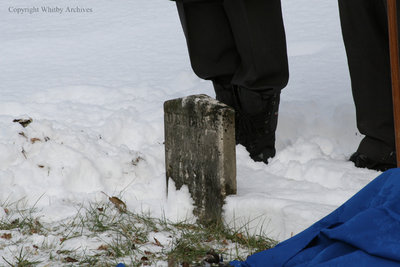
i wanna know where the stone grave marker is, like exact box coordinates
[164,94,237,224]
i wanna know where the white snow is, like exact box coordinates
[0,0,381,257]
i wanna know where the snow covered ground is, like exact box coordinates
[0,0,381,263]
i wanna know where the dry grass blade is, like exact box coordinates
[64,257,78,263]
[154,237,163,247]
[97,245,108,251]
[18,132,27,139]
[21,148,27,159]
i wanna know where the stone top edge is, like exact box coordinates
[164,94,234,114]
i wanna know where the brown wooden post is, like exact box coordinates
[387,0,400,167]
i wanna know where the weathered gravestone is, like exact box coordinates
[164,94,237,224]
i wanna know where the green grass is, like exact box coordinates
[2,246,42,267]
[0,198,277,266]
[0,196,44,235]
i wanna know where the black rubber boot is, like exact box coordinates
[233,86,280,163]
[349,151,396,172]
[212,82,280,163]
[349,136,396,171]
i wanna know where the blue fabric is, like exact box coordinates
[231,168,400,267]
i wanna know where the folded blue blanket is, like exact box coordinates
[231,168,400,267]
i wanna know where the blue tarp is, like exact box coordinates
[231,168,400,267]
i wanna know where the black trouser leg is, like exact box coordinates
[176,0,238,108]
[223,0,288,92]
[338,0,396,162]
[176,0,288,92]
[176,0,239,83]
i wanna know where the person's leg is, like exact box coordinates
[176,0,237,82]
[223,0,289,92]
[176,0,289,163]
[338,0,396,170]
[176,0,239,107]
[176,0,289,92]
[176,0,247,146]
[221,0,288,161]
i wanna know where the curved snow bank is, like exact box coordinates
[0,84,195,223]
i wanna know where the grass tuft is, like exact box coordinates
[0,198,278,266]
